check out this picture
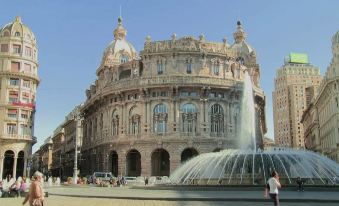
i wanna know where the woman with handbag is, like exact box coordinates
[23,171,45,206]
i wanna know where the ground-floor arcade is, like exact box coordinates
[0,141,32,179]
[80,139,230,177]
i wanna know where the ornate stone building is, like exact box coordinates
[302,31,339,162]
[81,19,266,177]
[273,53,322,148]
[0,17,39,179]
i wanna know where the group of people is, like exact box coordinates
[0,172,45,206]
[0,174,29,197]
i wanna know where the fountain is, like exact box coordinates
[170,71,339,185]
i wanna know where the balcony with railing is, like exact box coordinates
[0,133,36,142]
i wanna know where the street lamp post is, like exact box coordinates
[73,115,81,184]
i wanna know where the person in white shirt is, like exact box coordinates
[264,171,281,206]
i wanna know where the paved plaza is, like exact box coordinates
[2,186,339,206]
[1,196,339,206]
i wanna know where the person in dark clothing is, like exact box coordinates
[145,177,149,186]
[296,177,304,191]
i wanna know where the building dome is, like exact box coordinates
[100,18,137,67]
[333,31,339,44]
[0,16,36,43]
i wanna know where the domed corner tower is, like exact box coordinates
[0,16,40,179]
[81,20,266,178]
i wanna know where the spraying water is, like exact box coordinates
[239,71,256,151]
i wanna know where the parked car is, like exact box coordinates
[85,175,93,184]
[124,176,137,185]
[92,172,113,183]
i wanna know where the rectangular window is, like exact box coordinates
[9,91,19,103]
[11,62,20,72]
[1,44,8,52]
[22,80,30,88]
[186,63,192,74]
[7,109,17,118]
[9,78,19,86]
[20,124,30,135]
[21,110,29,119]
[157,63,163,75]
[22,92,30,103]
[24,64,31,73]
[213,64,219,75]
[13,44,21,54]
[25,46,32,56]
[7,123,17,135]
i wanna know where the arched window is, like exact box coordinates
[181,103,197,133]
[120,55,129,63]
[14,32,21,37]
[153,104,168,133]
[112,110,119,136]
[129,107,140,134]
[213,63,220,75]
[210,104,224,136]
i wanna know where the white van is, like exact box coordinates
[92,172,113,183]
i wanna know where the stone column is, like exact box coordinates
[23,157,28,177]
[0,156,3,179]
[147,101,152,132]
[170,152,181,174]
[13,156,18,178]
[141,151,151,177]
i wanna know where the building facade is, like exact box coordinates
[0,17,39,179]
[30,136,53,177]
[61,105,82,179]
[50,125,64,177]
[273,53,322,148]
[80,19,266,177]
[302,31,339,162]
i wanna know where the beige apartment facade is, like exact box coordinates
[80,19,267,177]
[273,54,322,148]
[302,31,339,162]
[0,17,39,179]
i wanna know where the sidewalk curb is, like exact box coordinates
[48,193,339,203]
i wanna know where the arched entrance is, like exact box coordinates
[151,149,170,176]
[181,148,198,163]
[16,151,25,178]
[126,149,141,177]
[3,150,15,179]
[110,151,118,177]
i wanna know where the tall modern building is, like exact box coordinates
[80,19,266,177]
[0,17,39,179]
[302,31,339,162]
[273,53,322,148]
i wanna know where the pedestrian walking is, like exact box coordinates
[23,171,45,206]
[264,171,281,206]
[296,177,304,191]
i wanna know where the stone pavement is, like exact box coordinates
[1,196,339,206]
[40,185,339,203]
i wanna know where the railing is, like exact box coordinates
[0,134,36,141]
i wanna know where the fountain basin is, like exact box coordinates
[169,148,339,186]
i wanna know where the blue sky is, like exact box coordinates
[1,0,338,151]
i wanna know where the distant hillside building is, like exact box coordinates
[273,53,322,148]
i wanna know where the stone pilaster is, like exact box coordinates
[13,156,18,178]
[23,157,27,177]
[0,156,3,179]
